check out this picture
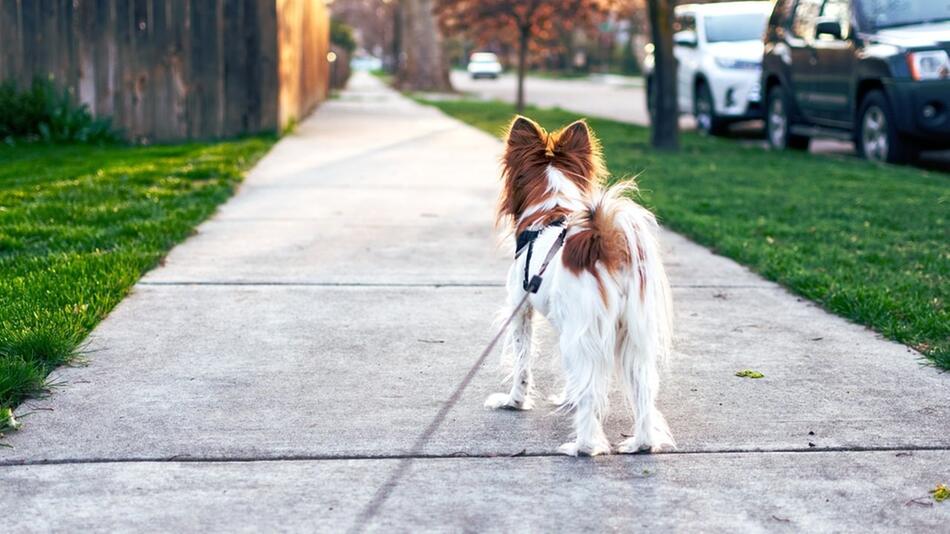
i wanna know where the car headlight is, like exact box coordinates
[907,50,950,80]
[714,57,760,70]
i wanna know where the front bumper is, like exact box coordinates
[887,79,950,144]
[709,67,763,119]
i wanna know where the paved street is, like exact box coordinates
[452,71,950,171]
[2,73,948,531]
[452,71,654,126]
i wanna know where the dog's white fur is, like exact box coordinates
[485,166,675,456]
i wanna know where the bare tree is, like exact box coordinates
[647,0,678,150]
[396,0,453,91]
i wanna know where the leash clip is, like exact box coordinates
[525,275,543,294]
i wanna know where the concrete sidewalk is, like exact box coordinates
[3,72,947,532]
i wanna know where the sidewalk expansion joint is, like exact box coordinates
[4,445,948,468]
[137,281,505,288]
[137,281,772,289]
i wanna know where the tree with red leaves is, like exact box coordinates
[436,0,611,112]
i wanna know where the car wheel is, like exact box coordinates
[857,90,915,164]
[766,85,809,151]
[695,83,725,136]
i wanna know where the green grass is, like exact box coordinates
[418,98,950,369]
[0,138,275,412]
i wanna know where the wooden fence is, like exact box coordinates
[0,0,330,142]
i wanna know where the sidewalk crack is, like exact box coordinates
[4,444,947,468]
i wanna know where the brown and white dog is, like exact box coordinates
[486,116,674,456]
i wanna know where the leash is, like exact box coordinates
[475,226,568,366]
[348,225,568,533]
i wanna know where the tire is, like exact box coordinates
[766,85,810,151]
[695,82,726,136]
[856,90,916,164]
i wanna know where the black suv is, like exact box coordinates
[762,0,950,163]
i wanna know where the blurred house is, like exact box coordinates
[0,0,332,142]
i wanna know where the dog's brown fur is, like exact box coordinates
[563,196,633,299]
[499,117,605,234]
[501,116,630,295]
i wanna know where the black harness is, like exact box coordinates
[514,218,567,293]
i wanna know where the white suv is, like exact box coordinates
[645,1,772,135]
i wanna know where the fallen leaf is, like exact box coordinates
[735,369,764,379]
[931,484,949,502]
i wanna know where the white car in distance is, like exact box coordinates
[467,52,503,80]
[646,1,772,135]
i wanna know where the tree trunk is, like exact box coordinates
[390,1,402,73]
[516,25,530,113]
[396,0,453,91]
[647,0,678,150]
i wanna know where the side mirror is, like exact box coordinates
[673,31,698,48]
[815,19,843,40]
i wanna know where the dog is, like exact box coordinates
[485,116,675,456]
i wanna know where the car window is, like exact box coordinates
[791,0,823,40]
[470,53,498,63]
[704,13,769,42]
[674,13,696,33]
[820,0,851,39]
[857,0,950,30]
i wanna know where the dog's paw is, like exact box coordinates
[484,393,533,410]
[557,439,611,457]
[616,434,676,454]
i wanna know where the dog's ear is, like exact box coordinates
[505,115,545,149]
[555,119,592,157]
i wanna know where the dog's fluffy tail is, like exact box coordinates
[582,183,675,449]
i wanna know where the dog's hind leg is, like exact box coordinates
[616,327,675,453]
[485,304,535,410]
[557,330,612,456]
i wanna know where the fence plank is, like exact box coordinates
[1,0,325,141]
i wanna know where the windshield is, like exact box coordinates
[857,0,950,30]
[704,13,768,43]
[470,54,498,63]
